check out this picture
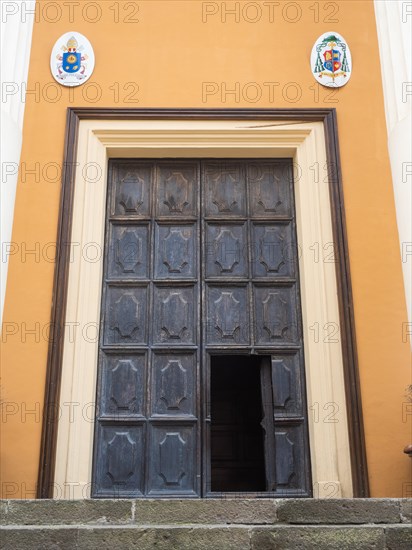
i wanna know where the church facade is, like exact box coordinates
[1,0,410,500]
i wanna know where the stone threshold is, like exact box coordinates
[1,498,410,526]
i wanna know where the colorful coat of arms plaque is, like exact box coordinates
[50,32,95,87]
[310,32,352,88]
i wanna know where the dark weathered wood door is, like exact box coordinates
[92,159,311,497]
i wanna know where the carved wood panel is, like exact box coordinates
[108,224,149,279]
[154,224,196,279]
[153,286,196,344]
[151,353,196,417]
[204,161,246,217]
[156,163,197,217]
[205,224,248,278]
[274,425,307,493]
[147,425,197,495]
[111,163,152,217]
[104,286,148,346]
[253,286,299,345]
[271,353,303,417]
[251,223,295,278]
[247,161,292,217]
[99,354,146,418]
[93,424,145,497]
[206,286,249,344]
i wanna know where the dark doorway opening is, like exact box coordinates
[210,355,267,492]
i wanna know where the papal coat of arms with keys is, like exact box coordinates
[50,32,95,87]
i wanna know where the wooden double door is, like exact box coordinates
[92,159,311,497]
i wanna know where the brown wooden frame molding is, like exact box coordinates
[37,108,369,498]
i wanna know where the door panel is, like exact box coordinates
[151,353,196,417]
[153,286,197,344]
[99,354,146,417]
[271,354,304,416]
[275,425,308,492]
[108,224,149,279]
[154,224,197,279]
[206,286,249,345]
[251,223,295,278]
[92,159,311,498]
[253,286,299,345]
[147,425,198,496]
[205,223,248,278]
[104,286,148,346]
[111,162,152,217]
[155,163,198,218]
[204,161,246,217]
[94,424,146,497]
[248,161,292,217]
[93,160,200,498]
[201,159,310,496]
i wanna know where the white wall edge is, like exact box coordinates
[374,0,412,331]
[0,0,36,327]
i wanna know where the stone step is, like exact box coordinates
[0,499,410,550]
[1,498,410,526]
[1,523,411,550]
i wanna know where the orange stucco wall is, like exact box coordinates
[1,0,410,498]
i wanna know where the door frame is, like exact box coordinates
[37,108,369,499]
